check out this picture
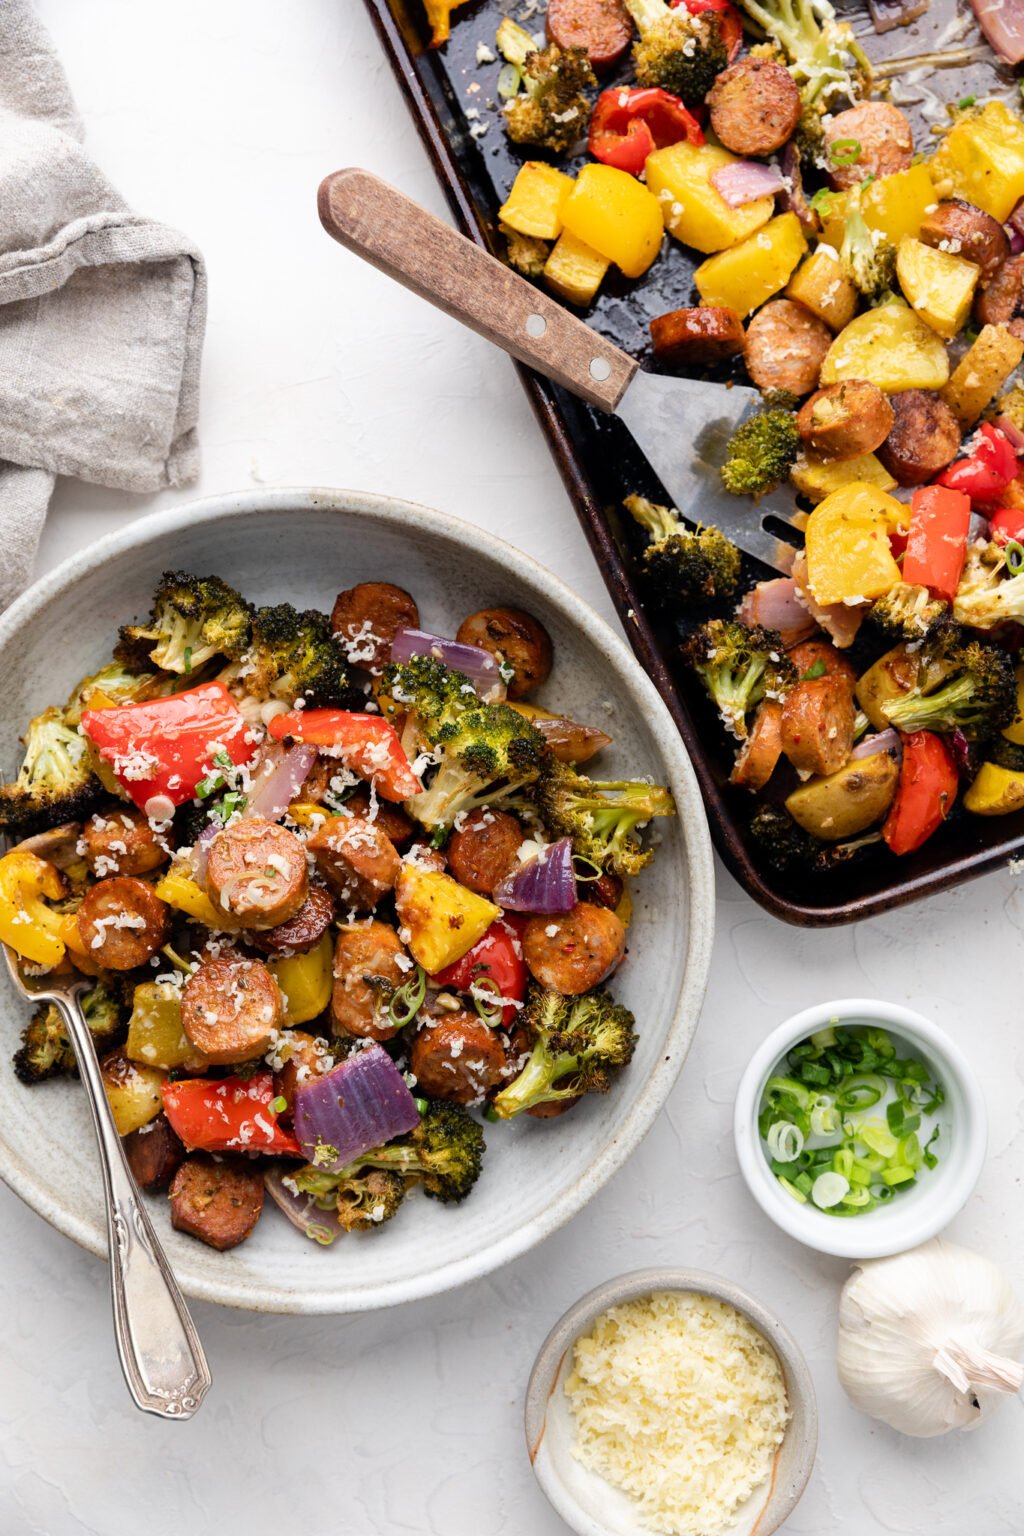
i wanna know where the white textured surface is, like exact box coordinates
[3,3,1022,1533]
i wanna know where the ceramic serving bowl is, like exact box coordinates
[734,998,987,1260]
[525,1266,818,1536]
[0,488,715,1314]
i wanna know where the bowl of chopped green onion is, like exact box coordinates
[733,1000,987,1259]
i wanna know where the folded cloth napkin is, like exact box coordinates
[0,0,207,609]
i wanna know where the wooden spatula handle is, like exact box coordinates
[318,168,638,412]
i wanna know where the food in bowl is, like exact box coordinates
[0,569,675,1251]
[564,1289,790,1536]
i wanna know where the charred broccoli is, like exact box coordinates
[378,655,481,741]
[492,986,637,1118]
[293,1163,407,1231]
[624,0,728,101]
[501,223,549,278]
[228,603,350,708]
[496,18,595,153]
[869,583,949,643]
[839,194,896,298]
[990,737,1024,772]
[413,701,549,829]
[0,706,104,835]
[881,634,1015,741]
[533,759,675,876]
[750,804,882,875]
[115,571,252,675]
[721,410,800,497]
[681,619,796,739]
[13,980,124,1084]
[354,1100,485,1203]
[64,662,172,727]
[733,0,870,110]
[623,494,741,602]
[953,542,1024,630]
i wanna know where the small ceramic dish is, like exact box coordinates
[525,1266,817,1536]
[733,998,987,1260]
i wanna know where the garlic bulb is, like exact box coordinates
[837,1238,1024,1437]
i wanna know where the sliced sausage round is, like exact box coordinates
[80,807,170,878]
[205,817,308,931]
[181,956,283,1065]
[307,816,401,910]
[76,876,170,970]
[919,199,1009,283]
[546,0,632,71]
[331,921,410,1041]
[446,808,524,896]
[272,1029,337,1124]
[708,57,801,157]
[523,902,626,994]
[123,1114,184,1192]
[796,381,895,461]
[744,300,832,397]
[974,254,1024,327]
[649,306,745,368]
[455,608,553,699]
[876,390,963,486]
[249,882,336,957]
[330,581,419,673]
[169,1155,264,1251]
[345,790,414,847]
[410,1012,507,1105]
[729,700,784,793]
[780,673,856,778]
[788,640,857,688]
[825,103,913,190]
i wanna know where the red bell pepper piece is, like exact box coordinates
[882,732,958,856]
[588,87,704,176]
[268,709,420,802]
[430,918,527,1029]
[673,0,745,59]
[902,485,972,603]
[81,682,253,813]
[162,1070,301,1156]
[986,506,1024,546]
[937,423,1017,504]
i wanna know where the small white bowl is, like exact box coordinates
[525,1267,817,1536]
[733,998,987,1260]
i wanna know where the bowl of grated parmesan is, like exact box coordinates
[525,1268,817,1536]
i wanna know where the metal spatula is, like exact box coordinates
[318,168,805,574]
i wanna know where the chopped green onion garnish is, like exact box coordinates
[1005,539,1024,575]
[829,138,862,166]
[270,1095,287,1115]
[389,965,427,1029]
[195,772,224,801]
[471,976,503,1028]
[496,62,521,99]
[802,658,827,680]
[958,94,976,108]
[414,1097,429,1116]
[809,187,834,215]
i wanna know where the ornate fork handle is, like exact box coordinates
[54,989,211,1418]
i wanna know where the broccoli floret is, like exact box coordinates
[733,0,871,110]
[623,495,741,602]
[881,633,1015,741]
[492,986,637,1119]
[293,1163,407,1232]
[681,619,796,739]
[0,706,104,835]
[953,542,1024,630]
[533,759,675,876]
[13,980,124,1084]
[995,385,1024,438]
[378,655,480,740]
[63,663,170,728]
[990,737,1024,772]
[115,571,253,676]
[354,1100,485,1203]
[496,18,595,153]
[623,0,728,101]
[721,410,800,497]
[840,194,896,298]
[238,603,350,707]
[868,583,950,644]
[413,701,549,829]
[749,804,881,874]
[501,223,549,279]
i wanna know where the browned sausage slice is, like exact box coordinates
[796,381,895,461]
[650,306,745,368]
[523,902,626,994]
[330,582,419,673]
[788,640,857,688]
[446,808,524,896]
[410,1012,507,1104]
[81,807,170,878]
[169,1155,264,1251]
[730,701,784,792]
[205,817,308,931]
[974,254,1024,327]
[123,1114,184,1192]
[744,300,832,397]
[307,817,401,910]
[455,608,553,700]
[546,0,632,71]
[876,390,963,486]
[181,956,283,1064]
[250,882,336,956]
[331,921,411,1040]
[919,199,1009,282]
[708,57,802,157]
[780,674,856,777]
[77,876,170,970]
[825,103,913,190]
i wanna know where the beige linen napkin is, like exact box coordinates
[0,0,207,608]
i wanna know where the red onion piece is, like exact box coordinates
[948,728,974,779]
[994,413,1024,455]
[246,741,318,821]
[492,837,578,913]
[711,160,785,208]
[868,0,928,33]
[738,577,817,647]
[292,1044,420,1174]
[189,818,219,884]
[970,0,1024,63]
[389,627,505,700]
[264,1168,338,1246]
[1005,224,1024,256]
[778,143,821,236]
[969,511,993,543]
[851,729,902,762]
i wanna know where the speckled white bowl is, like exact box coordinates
[0,488,715,1313]
[525,1267,817,1536]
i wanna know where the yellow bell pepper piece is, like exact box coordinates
[543,229,610,307]
[0,850,66,966]
[268,933,334,1025]
[895,237,979,341]
[101,1051,166,1136]
[424,0,471,47]
[932,102,1024,223]
[126,981,210,1071]
[560,163,664,279]
[1003,665,1024,745]
[784,249,858,332]
[394,865,500,973]
[805,483,904,607]
[693,214,807,317]
[964,761,1024,816]
[286,801,331,828]
[819,165,936,249]
[791,451,897,504]
[500,162,575,240]
[645,141,774,255]
[154,867,223,929]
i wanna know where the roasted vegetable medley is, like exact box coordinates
[0,573,674,1250]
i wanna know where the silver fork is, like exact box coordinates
[2,946,211,1418]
